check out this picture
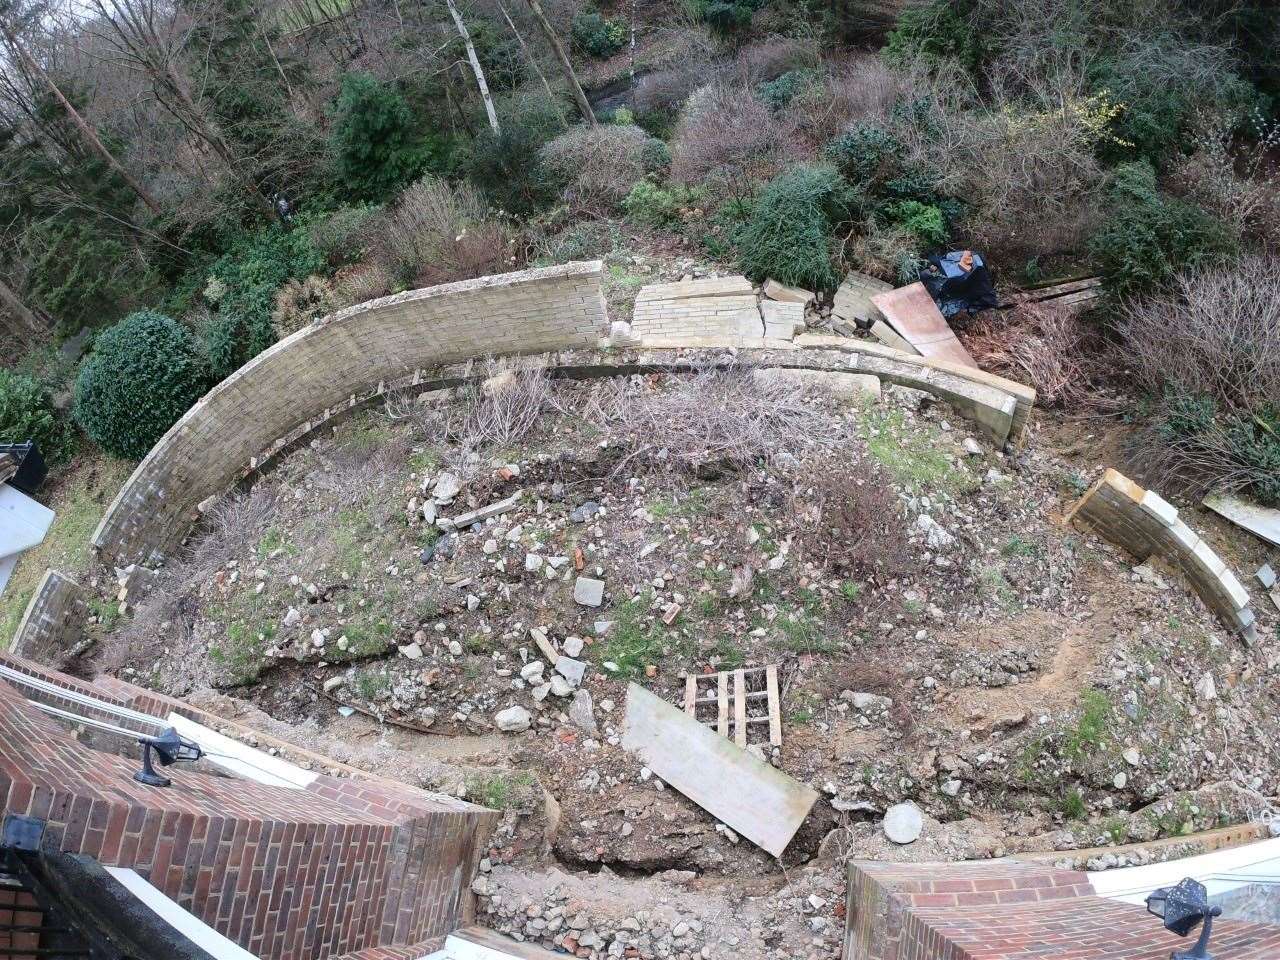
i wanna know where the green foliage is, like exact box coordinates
[1088,48,1260,164]
[640,138,672,176]
[0,371,72,464]
[735,164,856,292]
[571,10,626,58]
[1156,392,1280,506]
[1058,787,1087,820]
[304,203,380,267]
[685,0,765,37]
[1088,161,1235,295]
[756,70,815,110]
[1062,689,1112,763]
[824,124,901,185]
[23,219,157,335]
[622,181,700,229]
[73,311,212,460]
[468,121,556,215]
[331,73,435,202]
[884,200,947,248]
[884,0,981,71]
[202,225,324,380]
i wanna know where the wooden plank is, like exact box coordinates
[765,664,782,748]
[733,669,747,747]
[716,672,729,736]
[684,674,698,717]
[621,683,818,858]
[871,283,976,369]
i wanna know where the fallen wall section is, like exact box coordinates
[1066,468,1255,640]
[10,569,86,661]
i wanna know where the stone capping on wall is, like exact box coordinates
[1065,468,1256,640]
[10,569,86,661]
[91,261,609,566]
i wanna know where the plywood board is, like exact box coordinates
[621,682,818,857]
[1204,493,1280,547]
[871,282,977,368]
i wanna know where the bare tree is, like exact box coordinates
[0,13,163,214]
[444,0,499,134]
[85,0,269,211]
[495,0,561,117]
[519,0,596,126]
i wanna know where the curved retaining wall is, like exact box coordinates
[1066,468,1256,639]
[92,261,609,566]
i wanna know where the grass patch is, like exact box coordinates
[599,593,688,679]
[1062,689,1112,763]
[859,406,978,496]
[1001,534,1042,558]
[1057,787,1087,820]
[351,666,392,701]
[465,770,538,810]
[209,622,274,686]
[0,455,134,646]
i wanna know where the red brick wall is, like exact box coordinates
[0,668,498,960]
[0,887,42,960]
[845,859,1280,960]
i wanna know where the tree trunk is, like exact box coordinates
[0,276,52,339]
[1,25,164,216]
[521,0,596,126]
[496,0,563,121]
[445,0,500,135]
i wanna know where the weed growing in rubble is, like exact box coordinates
[466,771,537,810]
[859,407,977,496]
[1057,787,1087,820]
[1062,689,1113,762]
[600,593,689,679]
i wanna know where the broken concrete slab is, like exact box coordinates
[573,577,605,607]
[438,491,523,531]
[831,271,892,327]
[620,683,818,858]
[633,275,753,303]
[1258,564,1276,590]
[871,283,977,368]
[762,279,815,306]
[869,319,919,355]
[1204,493,1280,547]
[761,300,806,340]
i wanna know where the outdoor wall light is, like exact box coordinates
[134,727,204,787]
[1146,877,1223,960]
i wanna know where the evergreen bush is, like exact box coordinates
[571,10,626,58]
[735,164,856,291]
[74,311,212,460]
[0,371,72,465]
[331,73,429,201]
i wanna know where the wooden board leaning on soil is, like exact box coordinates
[621,682,818,858]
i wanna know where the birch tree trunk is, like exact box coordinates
[0,24,164,216]
[445,0,500,135]
[496,0,562,121]
[521,0,597,126]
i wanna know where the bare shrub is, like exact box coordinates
[1119,257,1280,500]
[891,66,1105,262]
[790,453,916,581]
[586,365,826,477]
[790,55,911,149]
[634,30,720,116]
[367,176,517,287]
[671,83,799,198]
[963,303,1099,407]
[272,275,336,338]
[331,262,393,308]
[1170,113,1280,246]
[101,488,278,672]
[732,36,818,84]
[846,216,921,284]
[539,124,653,212]
[1119,258,1280,417]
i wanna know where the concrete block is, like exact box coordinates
[1217,569,1251,611]
[763,279,815,306]
[1190,540,1228,579]
[1139,490,1179,527]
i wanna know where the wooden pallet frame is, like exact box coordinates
[682,665,782,748]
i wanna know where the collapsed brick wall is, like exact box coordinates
[92,261,608,567]
[1066,468,1255,639]
[844,859,1280,960]
[9,571,86,663]
[0,669,498,960]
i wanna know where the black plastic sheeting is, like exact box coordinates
[918,251,999,320]
[0,441,47,495]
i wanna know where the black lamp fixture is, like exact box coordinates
[1146,877,1223,960]
[134,727,204,787]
